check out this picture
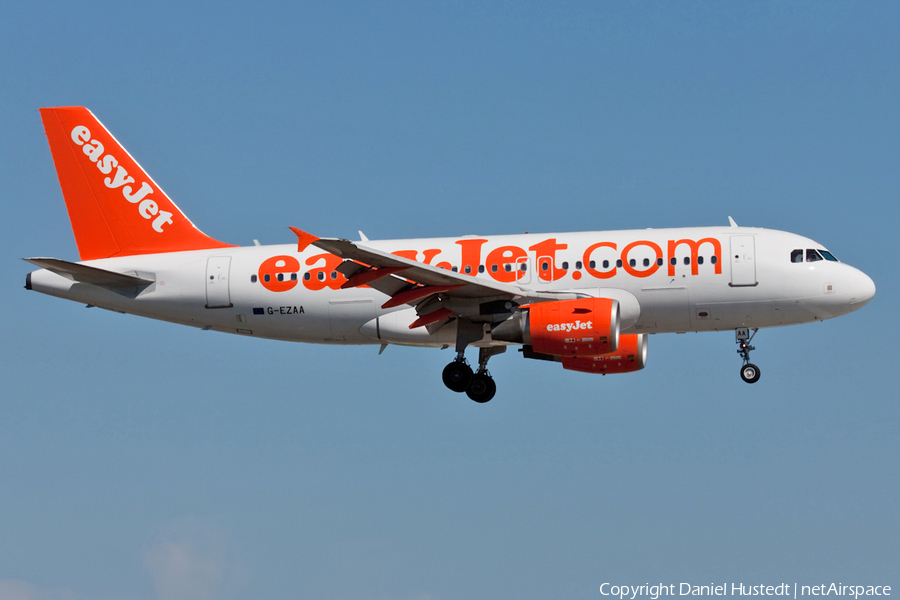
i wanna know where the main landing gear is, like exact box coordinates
[442,347,503,403]
[442,360,473,393]
[736,327,761,384]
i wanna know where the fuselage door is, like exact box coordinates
[729,235,757,286]
[206,256,233,308]
[537,256,553,282]
[516,256,531,284]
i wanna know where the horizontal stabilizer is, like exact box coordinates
[24,257,154,289]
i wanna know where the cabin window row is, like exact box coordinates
[407,256,720,272]
[250,271,340,283]
[580,256,718,269]
[248,254,722,284]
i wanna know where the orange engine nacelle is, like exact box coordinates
[528,298,620,357]
[560,333,648,375]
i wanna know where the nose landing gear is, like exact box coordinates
[442,346,503,402]
[736,327,761,383]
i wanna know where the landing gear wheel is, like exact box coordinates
[735,328,761,384]
[466,373,496,403]
[740,363,761,384]
[442,361,473,393]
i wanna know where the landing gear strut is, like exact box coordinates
[465,347,502,403]
[736,327,761,384]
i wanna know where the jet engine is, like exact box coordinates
[492,298,620,356]
[560,333,648,374]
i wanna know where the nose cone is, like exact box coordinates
[849,268,876,311]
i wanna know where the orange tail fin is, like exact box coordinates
[40,107,235,260]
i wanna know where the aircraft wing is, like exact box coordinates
[294,228,585,314]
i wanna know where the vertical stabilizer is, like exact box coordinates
[40,107,235,260]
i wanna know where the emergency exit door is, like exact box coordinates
[729,236,757,286]
[206,256,232,308]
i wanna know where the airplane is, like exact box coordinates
[25,107,877,402]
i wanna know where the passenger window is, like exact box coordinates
[562,261,569,270]
[451,266,458,272]
[629,259,636,267]
[791,249,804,263]
[711,255,717,264]
[820,250,839,262]
[520,263,527,271]
[504,264,512,272]
[657,258,663,266]
[684,257,690,265]
[250,274,258,283]
[670,257,677,265]
[643,258,650,267]
[541,261,549,271]
[479,265,485,273]
[291,273,297,281]
[616,260,623,268]
[806,249,823,262]
[464,265,471,274]
[602,260,608,269]
[589,260,596,269]
[304,273,311,281]
[264,274,270,283]
[697,256,704,265]
[317,272,325,281]
[491,264,498,273]
[575,261,582,270]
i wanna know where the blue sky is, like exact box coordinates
[1,2,897,599]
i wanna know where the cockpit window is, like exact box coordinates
[806,249,824,262]
[819,250,839,262]
[791,249,804,263]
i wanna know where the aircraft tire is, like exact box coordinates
[740,363,761,384]
[443,361,473,393]
[466,373,496,403]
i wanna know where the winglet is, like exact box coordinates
[289,227,320,252]
[728,216,738,228]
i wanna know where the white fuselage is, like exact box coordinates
[28,226,875,348]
